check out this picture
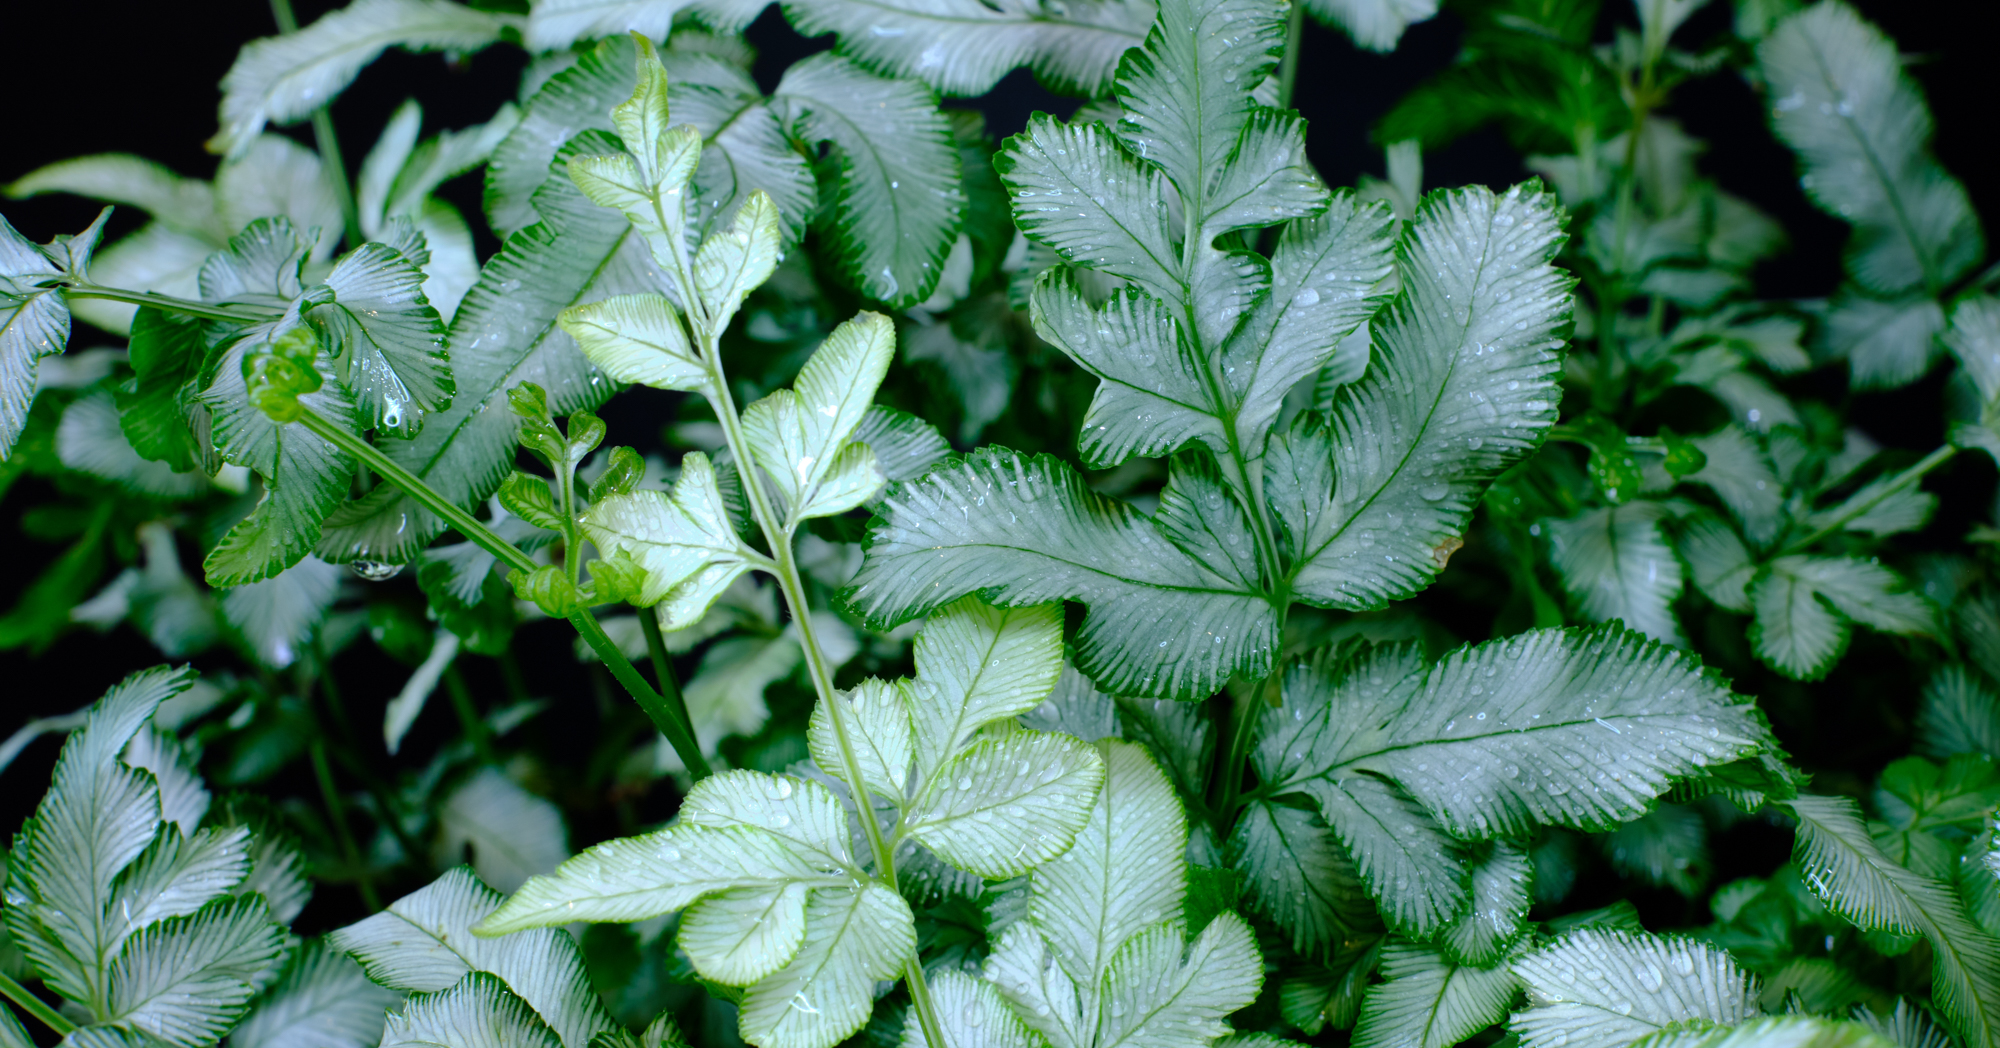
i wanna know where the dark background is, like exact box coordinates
[2,0,1997,938]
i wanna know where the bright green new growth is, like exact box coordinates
[473,600,1103,1048]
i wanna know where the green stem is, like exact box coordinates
[59,284,278,324]
[444,666,497,765]
[268,0,364,248]
[569,609,711,779]
[0,972,74,1036]
[1276,1,1306,111]
[291,406,711,779]
[697,325,951,1048]
[310,739,382,912]
[1780,445,1958,555]
[636,606,690,718]
[1213,671,1278,818]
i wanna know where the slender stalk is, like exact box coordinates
[1214,671,1278,818]
[310,739,382,912]
[569,609,711,779]
[0,972,74,1036]
[694,315,951,1048]
[268,0,364,248]
[1276,1,1306,110]
[291,406,711,776]
[60,284,278,324]
[636,607,690,717]
[1780,445,1957,555]
[444,666,497,765]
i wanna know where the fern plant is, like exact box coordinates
[5,0,2000,1047]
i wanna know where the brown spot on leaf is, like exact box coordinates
[1432,535,1464,570]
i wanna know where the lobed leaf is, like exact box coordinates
[211,0,510,159]
[904,732,1106,879]
[845,448,1276,699]
[1351,940,1516,1048]
[1510,929,1758,1048]
[331,868,617,1048]
[582,452,755,626]
[1294,184,1570,610]
[736,884,917,1048]
[785,0,1152,97]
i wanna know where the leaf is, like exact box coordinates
[736,884,916,1048]
[1112,691,1213,804]
[741,311,895,526]
[998,117,1179,304]
[435,768,569,894]
[905,732,1106,879]
[1025,740,1185,991]
[220,555,342,669]
[1510,929,1758,1048]
[522,0,767,52]
[1281,937,1384,1035]
[692,190,783,333]
[677,770,855,873]
[6,154,225,241]
[784,0,1151,97]
[54,391,208,498]
[381,971,562,1048]
[121,727,209,834]
[807,677,915,802]
[194,222,361,585]
[1758,2,1982,296]
[1680,514,1756,613]
[1230,799,1378,956]
[1808,473,1937,539]
[845,449,1277,700]
[331,868,618,1048]
[852,405,951,484]
[1112,0,1286,229]
[383,630,459,755]
[1629,1015,1899,1048]
[1094,914,1262,1048]
[774,55,964,307]
[1786,794,2000,1048]
[103,825,252,959]
[316,132,642,567]
[1439,840,1531,966]
[1294,184,1571,611]
[1685,427,1785,546]
[486,39,814,245]
[1306,0,1439,51]
[473,822,846,935]
[1,214,71,461]
[899,968,1039,1048]
[906,599,1066,788]
[6,665,193,1005]
[1262,626,1772,930]
[211,0,510,159]
[1915,666,2000,761]
[1351,940,1516,1048]
[581,452,755,626]
[1025,273,1216,467]
[116,306,213,473]
[678,882,810,986]
[1601,803,1709,896]
[1750,556,1934,681]
[305,239,452,436]
[104,896,287,1047]
[1544,501,1686,646]
[230,938,399,1048]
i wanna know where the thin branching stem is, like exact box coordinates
[59,283,278,324]
[692,312,953,1048]
[290,407,711,778]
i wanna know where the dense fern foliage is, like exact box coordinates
[3,0,1998,1047]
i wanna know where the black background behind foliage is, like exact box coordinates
[1,0,1997,942]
